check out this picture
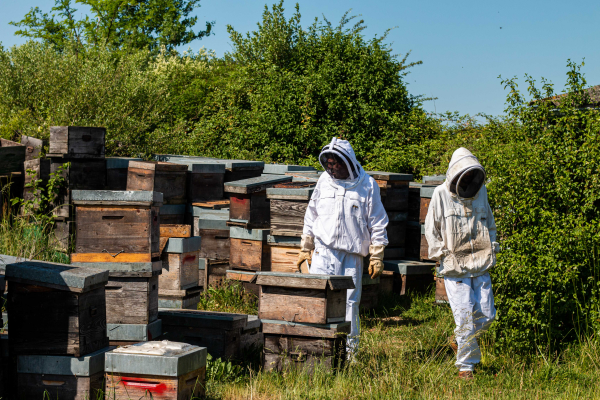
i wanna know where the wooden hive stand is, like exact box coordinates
[105,341,207,399]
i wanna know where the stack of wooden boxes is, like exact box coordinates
[5,260,113,399]
[105,341,207,399]
[254,272,353,372]
[159,237,202,309]
[0,138,26,217]
[47,126,108,251]
[194,206,230,287]
[70,190,163,345]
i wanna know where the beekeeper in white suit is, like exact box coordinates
[425,147,498,380]
[297,137,389,355]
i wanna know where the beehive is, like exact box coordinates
[229,227,270,272]
[47,126,105,159]
[127,161,188,205]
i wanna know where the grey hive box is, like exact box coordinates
[6,261,109,357]
[229,227,271,272]
[17,346,113,400]
[254,272,354,325]
[160,237,201,292]
[225,175,292,228]
[423,174,446,184]
[158,309,249,360]
[47,126,106,159]
[263,164,316,175]
[107,319,162,343]
[105,341,207,399]
[261,319,349,373]
[71,190,162,265]
[157,286,202,310]
[106,157,143,190]
[383,259,435,295]
[193,208,230,261]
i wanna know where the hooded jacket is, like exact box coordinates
[424,148,499,278]
[303,138,389,257]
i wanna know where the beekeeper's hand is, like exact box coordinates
[296,235,315,273]
[368,244,385,279]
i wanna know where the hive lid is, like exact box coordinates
[261,319,351,337]
[167,159,226,173]
[5,261,109,292]
[106,320,163,342]
[366,171,413,181]
[160,204,187,215]
[253,271,355,290]
[266,186,315,200]
[196,217,229,231]
[420,186,436,198]
[129,160,188,172]
[163,237,202,254]
[190,206,229,218]
[17,347,114,377]
[383,259,436,275]
[158,309,248,330]
[267,235,301,247]
[105,340,207,377]
[230,227,269,241]
[72,190,163,205]
[0,254,26,274]
[224,175,292,194]
[71,260,162,274]
[106,157,143,169]
[423,175,446,184]
[263,164,316,174]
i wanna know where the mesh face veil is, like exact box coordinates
[318,137,360,180]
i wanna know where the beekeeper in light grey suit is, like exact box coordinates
[298,137,389,355]
[425,147,498,379]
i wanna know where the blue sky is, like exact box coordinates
[1,0,598,117]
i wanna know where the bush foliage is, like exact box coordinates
[1,1,599,354]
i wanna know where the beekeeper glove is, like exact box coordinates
[296,235,315,272]
[368,244,385,279]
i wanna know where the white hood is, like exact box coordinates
[446,147,486,199]
[319,137,364,181]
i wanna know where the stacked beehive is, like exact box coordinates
[5,261,113,399]
[47,126,108,251]
[254,271,353,372]
[0,138,26,217]
[70,190,163,345]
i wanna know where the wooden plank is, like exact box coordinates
[226,270,255,282]
[224,175,292,195]
[380,185,409,211]
[259,286,328,324]
[20,135,44,161]
[192,199,230,209]
[419,197,431,224]
[261,320,350,338]
[127,164,187,205]
[270,199,307,237]
[255,274,327,290]
[71,253,153,263]
[387,220,406,248]
[264,334,336,356]
[420,234,431,261]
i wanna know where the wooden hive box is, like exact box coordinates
[20,135,44,161]
[158,286,202,310]
[263,164,316,175]
[70,190,162,264]
[229,227,270,272]
[225,175,293,229]
[420,224,434,261]
[105,275,159,325]
[155,155,265,183]
[266,185,314,237]
[387,211,407,248]
[383,259,435,295]
[22,158,50,205]
[161,204,187,225]
[161,237,201,291]
[50,159,107,219]
[226,269,259,296]
[105,341,206,399]
[359,274,380,311]
[254,272,354,325]
[268,235,303,273]
[262,319,349,373]
[0,139,26,175]
[106,157,143,190]
[420,186,436,224]
[201,258,229,288]
[168,160,226,202]
[107,319,162,346]
[157,309,248,360]
[16,347,112,400]
[193,208,231,260]
[127,161,188,205]
[48,126,105,159]
[6,261,109,357]
[367,171,412,211]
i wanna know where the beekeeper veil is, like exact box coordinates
[446,147,486,199]
[319,137,363,181]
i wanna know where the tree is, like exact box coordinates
[10,0,213,53]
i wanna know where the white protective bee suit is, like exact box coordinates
[302,138,389,353]
[425,147,498,372]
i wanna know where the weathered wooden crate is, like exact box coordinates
[383,259,435,295]
[105,341,206,399]
[263,164,316,175]
[70,190,162,264]
[267,235,302,273]
[0,139,26,175]
[225,175,292,228]
[168,161,226,202]
[20,135,44,161]
[6,261,109,357]
[420,186,436,224]
[50,159,107,219]
[262,320,349,373]
[255,272,354,324]
[106,275,158,324]
[360,274,380,311]
[22,158,50,204]
[48,126,105,159]
[229,227,270,272]
[107,319,162,345]
[194,208,231,260]
[127,161,188,205]
[161,237,201,291]
[106,157,143,190]
[201,258,229,288]
[266,186,314,237]
[226,269,259,296]
[158,309,248,359]
[158,286,202,310]
[387,211,407,248]
[367,171,412,211]
[435,275,449,303]
[16,347,112,400]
